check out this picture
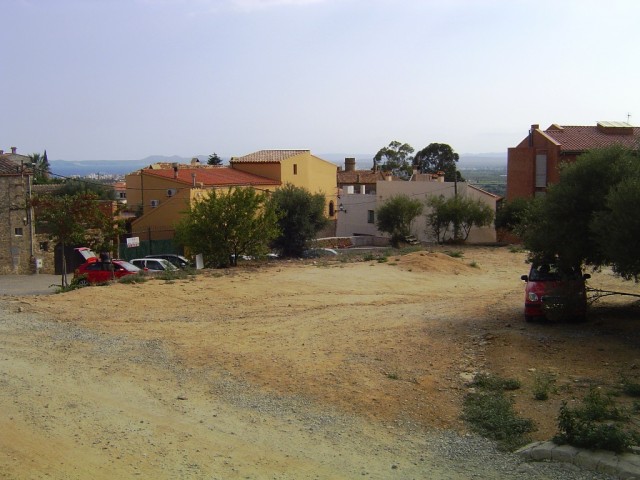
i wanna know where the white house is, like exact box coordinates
[336,174,500,244]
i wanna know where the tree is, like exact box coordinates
[426,195,494,243]
[31,193,109,287]
[208,153,223,166]
[54,179,113,199]
[495,197,531,234]
[375,194,424,247]
[591,177,640,280]
[522,146,640,279]
[414,143,463,182]
[174,187,280,267]
[373,141,414,178]
[29,151,51,184]
[269,184,328,257]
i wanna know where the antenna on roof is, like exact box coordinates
[627,113,632,124]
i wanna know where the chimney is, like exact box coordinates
[11,146,17,154]
[345,157,356,172]
[192,172,196,187]
[528,124,539,147]
[172,162,179,179]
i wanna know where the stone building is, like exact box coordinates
[0,148,38,274]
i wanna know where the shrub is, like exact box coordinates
[554,388,634,453]
[463,392,535,451]
[463,373,534,451]
[532,372,556,401]
[621,378,640,397]
[471,373,521,391]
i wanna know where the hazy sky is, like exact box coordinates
[2,0,639,161]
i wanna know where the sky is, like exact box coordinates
[2,0,639,161]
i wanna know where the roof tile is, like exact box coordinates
[144,166,279,187]
[231,150,309,163]
[543,124,640,152]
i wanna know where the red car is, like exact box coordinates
[74,259,142,286]
[520,263,590,322]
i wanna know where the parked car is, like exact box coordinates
[131,258,179,272]
[74,259,142,286]
[520,263,590,322]
[144,254,191,269]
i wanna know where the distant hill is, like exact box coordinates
[49,152,507,177]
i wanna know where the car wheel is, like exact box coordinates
[77,278,89,287]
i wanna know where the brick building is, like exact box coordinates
[506,122,640,200]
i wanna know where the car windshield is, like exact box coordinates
[529,264,581,281]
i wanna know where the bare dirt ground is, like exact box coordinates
[1,245,638,479]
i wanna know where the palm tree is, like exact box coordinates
[29,151,51,184]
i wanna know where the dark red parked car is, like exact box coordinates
[521,263,590,322]
[74,259,142,286]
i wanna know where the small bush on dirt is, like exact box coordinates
[471,373,521,391]
[554,387,635,453]
[55,276,86,293]
[445,250,463,258]
[158,269,192,282]
[463,392,535,451]
[532,372,556,401]
[621,377,640,397]
[118,274,148,285]
[463,373,534,451]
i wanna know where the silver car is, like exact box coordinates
[130,258,179,272]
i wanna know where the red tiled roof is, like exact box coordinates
[337,169,386,184]
[543,124,640,152]
[231,150,309,163]
[144,166,279,187]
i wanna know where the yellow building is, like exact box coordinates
[126,150,339,242]
[126,164,279,241]
[230,150,338,220]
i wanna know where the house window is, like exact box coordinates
[535,154,547,188]
[329,201,335,216]
[14,227,23,236]
[118,192,126,199]
[367,210,375,224]
[293,164,298,175]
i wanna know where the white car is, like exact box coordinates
[130,258,179,272]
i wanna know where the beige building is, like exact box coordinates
[337,175,500,244]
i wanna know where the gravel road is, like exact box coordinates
[0,274,60,296]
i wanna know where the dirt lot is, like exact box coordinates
[1,245,638,479]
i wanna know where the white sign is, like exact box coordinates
[127,237,140,248]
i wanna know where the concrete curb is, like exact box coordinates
[516,441,640,479]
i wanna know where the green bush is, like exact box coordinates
[471,373,521,391]
[621,378,640,397]
[554,388,634,453]
[463,392,535,451]
[532,372,556,401]
[463,373,534,451]
[118,274,148,285]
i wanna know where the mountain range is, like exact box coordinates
[49,153,506,178]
